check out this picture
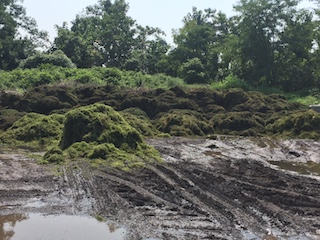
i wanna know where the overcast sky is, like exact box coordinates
[22,0,316,44]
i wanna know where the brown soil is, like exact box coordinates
[1,137,320,239]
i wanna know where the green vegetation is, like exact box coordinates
[0,108,26,133]
[19,50,76,69]
[3,0,320,93]
[0,66,185,90]
[0,0,48,70]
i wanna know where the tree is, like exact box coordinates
[232,0,316,90]
[54,22,102,68]
[0,0,48,70]
[54,0,168,70]
[124,26,169,74]
[275,9,315,91]
[165,7,231,81]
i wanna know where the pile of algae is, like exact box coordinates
[1,85,320,140]
[0,103,160,170]
[0,113,64,149]
[267,110,320,139]
[45,103,161,170]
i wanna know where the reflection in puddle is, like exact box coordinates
[0,213,126,240]
[269,161,320,176]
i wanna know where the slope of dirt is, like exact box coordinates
[1,137,320,239]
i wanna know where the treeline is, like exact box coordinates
[1,0,320,92]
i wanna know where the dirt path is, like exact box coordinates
[1,137,320,239]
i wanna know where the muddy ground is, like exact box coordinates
[1,136,320,240]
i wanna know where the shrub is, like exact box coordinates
[19,50,76,69]
[120,107,160,137]
[43,146,64,164]
[180,58,209,84]
[212,74,251,90]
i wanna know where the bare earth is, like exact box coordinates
[1,136,320,239]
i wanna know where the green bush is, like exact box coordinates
[43,146,64,164]
[19,50,76,69]
[0,66,185,90]
[212,74,251,90]
[180,58,209,84]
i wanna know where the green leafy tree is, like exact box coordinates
[276,9,315,91]
[232,0,316,91]
[0,0,48,70]
[54,0,168,70]
[54,0,135,68]
[165,7,230,81]
[54,22,101,68]
[124,26,169,74]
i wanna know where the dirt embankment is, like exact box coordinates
[1,137,320,240]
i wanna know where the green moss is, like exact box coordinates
[266,110,320,139]
[155,109,214,136]
[88,143,116,159]
[0,113,64,149]
[7,86,79,114]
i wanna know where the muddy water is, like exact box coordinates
[269,160,320,176]
[0,213,126,240]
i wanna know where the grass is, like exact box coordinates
[288,95,319,106]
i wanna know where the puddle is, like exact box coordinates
[0,213,126,240]
[269,161,320,176]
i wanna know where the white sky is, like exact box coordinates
[22,0,316,44]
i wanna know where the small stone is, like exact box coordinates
[316,229,320,235]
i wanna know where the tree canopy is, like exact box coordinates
[2,0,320,92]
[0,0,48,70]
[53,0,168,72]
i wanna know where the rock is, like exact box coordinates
[310,104,320,113]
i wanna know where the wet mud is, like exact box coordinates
[1,137,320,239]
